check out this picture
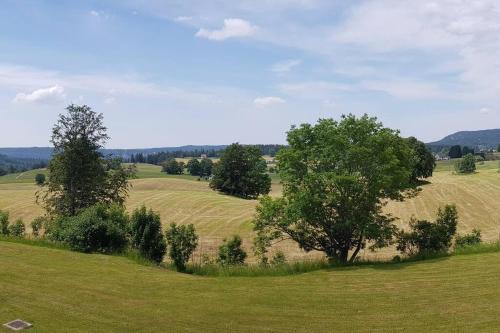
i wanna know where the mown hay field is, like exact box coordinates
[0,162,499,260]
[1,241,500,332]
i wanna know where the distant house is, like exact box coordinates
[200,154,208,159]
[434,154,450,161]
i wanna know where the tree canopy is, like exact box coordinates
[38,104,133,216]
[254,114,416,263]
[209,143,271,198]
[448,145,462,159]
[407,137,436,182]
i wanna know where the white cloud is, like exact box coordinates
[196,18,257,41]
[175,16,192,22]
[271,59,301,74]
[13,85,65,104]
[253,96,286,107]
[279,80,352,99]
[90,10,99,17]
[361,80,446,100]
[479,107,493,115]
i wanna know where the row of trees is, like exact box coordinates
[6,104,459,268]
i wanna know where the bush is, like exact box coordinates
[217,235,247,266]
[130,206,166,264]
[396,205,458,256]
[165,223,198,271]
[30,216,46,237]
[48,204,129,253]
[454,154,476,174]
[0,210,9,235]
[162,158,184,175]
[8,219,25,237]
[35,173,46,185]
[456,229,482,247]
[270,251,287,265]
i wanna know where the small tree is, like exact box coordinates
[217,235,247,265]
[448,145,462,159]
[35,173,46,185]
[8,219,25,237]
[406,137,435,182]
[462,146,474,155]
[396,205,458,256]
[0,210,9,235]
[130,206,166,264]
[455,154,476,174]
[199,158,213,177]
[497,144,500,153]
[186,158,201,176]
[210,143,271,198]
[162,158,183,175]
[165,223,198,271]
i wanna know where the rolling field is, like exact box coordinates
[0,162,499,260]
[1,241,500,332]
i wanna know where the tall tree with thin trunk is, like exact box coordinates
[38,104,132,216]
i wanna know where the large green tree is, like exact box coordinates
[254,115,416,263]
[407,137,436,182]
[210,143,271,198]
[38,104,133,216]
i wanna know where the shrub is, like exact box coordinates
[162,158,184,175]
[270,251,287,266]
[0,210,9,235]
[165,223,198,271]
[456,229,482,248]
[217,235,247,266]
[30,216,46,237]
[396,205,458,256]
[35,173,46,185]
[8,219,25,237]
[49,204,129,253]
[130,206,166,264]
[454,154,476,174]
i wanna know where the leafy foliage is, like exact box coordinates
[254,114,416,263]
[210,143,271,198]
[47,204,129,253]
[217,235,247,266]
[456,229,482,248]
[448,145,463,159]
[454,154,476,174]
[186,158,201,176]
[38,105,132,216]
[30,216,47,237]
[407,137,435,182]
[0,210,9,235]
[130,206,167,264]
[199,158,213,177]
[165,223,198,271]
[8,219,25,237]
[35,173,46,185]
[162,158,184,175]
[396,205,458,256]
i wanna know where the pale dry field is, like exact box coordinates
[1,164,499,261]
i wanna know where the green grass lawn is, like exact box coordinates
[434,159,499,172]
[1,241,500,332]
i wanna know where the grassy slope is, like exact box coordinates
[0,162,498,260]
[1,241,500,332]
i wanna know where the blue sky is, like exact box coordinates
[1,0,499,148]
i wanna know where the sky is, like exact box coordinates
[1,0,499,148]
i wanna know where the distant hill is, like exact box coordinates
[427,129,500,150]
[0,145,229,161]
